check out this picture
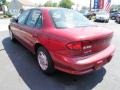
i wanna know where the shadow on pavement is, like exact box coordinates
[2,37,106,90]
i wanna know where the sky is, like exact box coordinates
[7,0,120,7]
[29,0,120,5]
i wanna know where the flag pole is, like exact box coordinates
[90,0,92,11]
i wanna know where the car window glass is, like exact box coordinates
[50,9,94,28]
[26,10,41,27]
[18,10,30,25]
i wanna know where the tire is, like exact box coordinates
[105,20,109,23]
[37,47,55,74]
[111,16,115,20]
[9,30,16,41]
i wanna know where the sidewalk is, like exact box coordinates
[0,18,10,31]
[0,18,10,50]
[0,24,29,90]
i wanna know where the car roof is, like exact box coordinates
[32,7,64,10]
[30,7,66,11]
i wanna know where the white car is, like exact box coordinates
[95,11,110,23]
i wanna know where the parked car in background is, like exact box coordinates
[115,13,120,24]
[9,7,115,75]
[110,11,120,20]
[94,11,110,23]
[80,10,96,20]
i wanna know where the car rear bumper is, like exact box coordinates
[51,45,115,75]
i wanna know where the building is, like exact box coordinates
[8,0,39,16]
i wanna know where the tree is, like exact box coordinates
[52,3,57,7]
[44,1,53,7]
[0,0,6,5]
[44,1,58,7]
[59,0,74,9]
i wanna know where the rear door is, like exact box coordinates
[21,9,43,52]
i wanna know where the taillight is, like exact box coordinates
[66,42,82,50]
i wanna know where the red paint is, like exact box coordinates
[9,7,115,75]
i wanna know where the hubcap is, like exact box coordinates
[38,51,48,70]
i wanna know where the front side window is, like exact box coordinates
[26,9,41,27]
[50,9,94,28]
[18,10,30,25]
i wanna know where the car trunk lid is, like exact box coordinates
[56,26,113,56]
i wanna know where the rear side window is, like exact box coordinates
[18,10,30,25]
[26,9,42,28]
[35,15,42,28]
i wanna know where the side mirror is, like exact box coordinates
[10,18,18,23]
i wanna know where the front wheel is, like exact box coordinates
[37,47,55,74]
[9,30,16,41]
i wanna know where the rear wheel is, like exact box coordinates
[37,47,55,74]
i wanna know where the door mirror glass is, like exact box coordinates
[10,18,18,23]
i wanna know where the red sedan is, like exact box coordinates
[9,7,115,75]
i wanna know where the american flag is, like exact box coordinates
[104,0,111,12]
[99,0,104,9]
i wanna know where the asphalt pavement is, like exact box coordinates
[0,19,120,90]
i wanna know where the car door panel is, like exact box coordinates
[20,9,43,52]
[12,10,30,45]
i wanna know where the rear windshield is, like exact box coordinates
[50,9,94,28]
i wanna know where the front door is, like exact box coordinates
[12,10,30,43]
